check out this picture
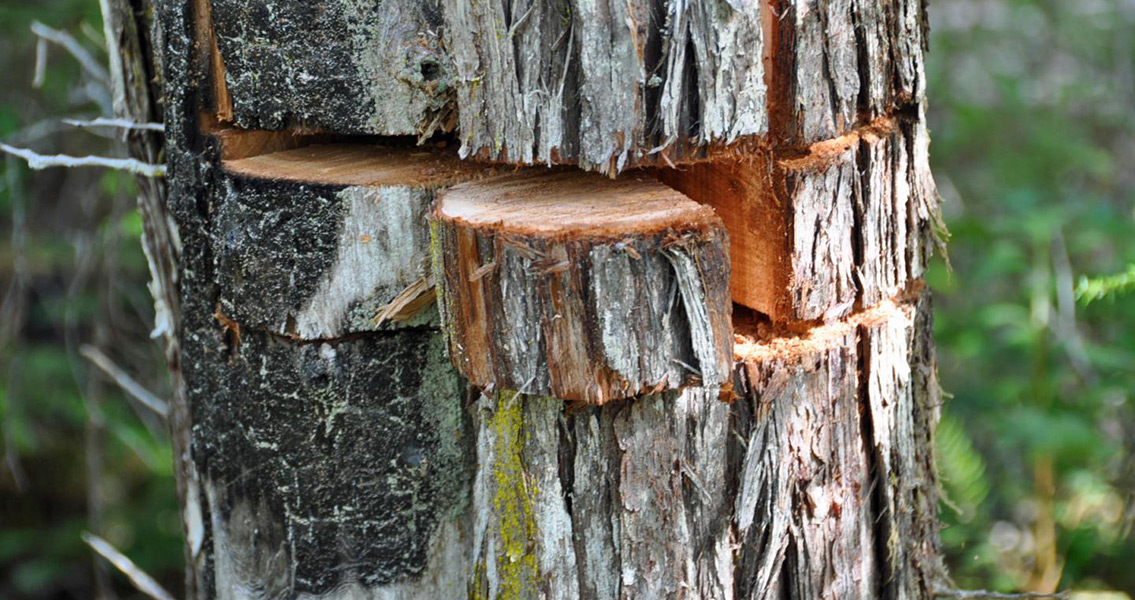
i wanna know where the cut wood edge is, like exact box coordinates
[210,143,511,340]
[192,0,231,123]
[432,170,733,404]
[221,142,504,188]
[662,115,940,324]
[733,297,911,365]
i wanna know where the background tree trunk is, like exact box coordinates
[150,0,948,597]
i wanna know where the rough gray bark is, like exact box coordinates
[453,295,944,600]
[432,171,733,403]
[441,0,767,173]
[153,0,947,597]
[767,0,928,144]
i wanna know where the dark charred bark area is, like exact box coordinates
[208,0,452,135]
[188,328,471,595]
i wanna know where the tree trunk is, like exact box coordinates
[150,0,948,598]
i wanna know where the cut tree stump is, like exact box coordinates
[431,170,733,404]
[661,115,941,323]
[212,142,501,338]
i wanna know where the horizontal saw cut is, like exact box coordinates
[431,170,733,404]
[213,143,503,339]
[661,117,940,323]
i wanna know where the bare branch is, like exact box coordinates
[0,142,166,177]
[29,21,109,85]
[80,345,169,417]
[33,38,47,88]
[82,532,176,600]
[935,588,1071,600]
[63,117,164,133]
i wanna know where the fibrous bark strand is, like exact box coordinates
[432,171,733,404]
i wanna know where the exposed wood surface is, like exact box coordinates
[657,153,790,321]
[208,124,323,161]
[223,143,500,187]
[662,116,941,322]
[194,0,232,122]
[433,171,733,403]
[213,144,502,339]
[439,170,721,236]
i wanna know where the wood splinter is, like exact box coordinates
[431,171,734,404]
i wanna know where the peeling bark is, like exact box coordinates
[432,171,733,403]
[768,0,928,144]
[451,297,943,600]
[441,0,767,173]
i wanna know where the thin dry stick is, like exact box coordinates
[0,142,166,177]
[935,588,1071,600]
[63,117,164,132]
[29,21,109,85]
[79,345,169,417]
[33,38,47,88]
[82,533,176,600]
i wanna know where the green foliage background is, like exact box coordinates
[926,0,1135,593]
[0,0,1133,597]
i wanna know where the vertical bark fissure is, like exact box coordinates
[857,323,891,598]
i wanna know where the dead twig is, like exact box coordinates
[934,588,1071,600]
[82,532,176,600]
[0,142,166,177]
[79,345,169,417]
[30,21,109,85]
[63,117,164,132]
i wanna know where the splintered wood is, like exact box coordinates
[432,171,733,404]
